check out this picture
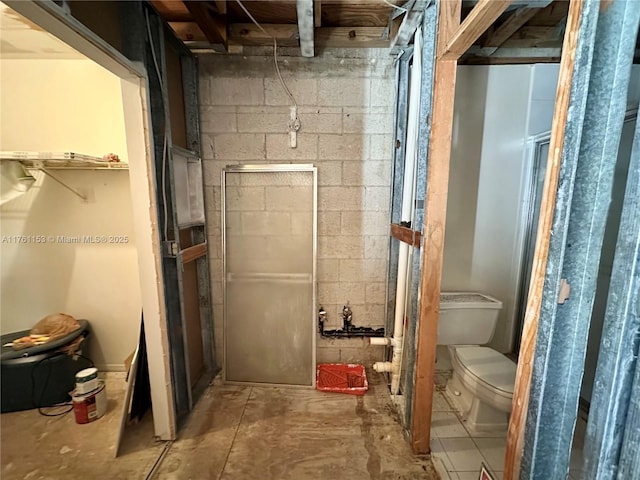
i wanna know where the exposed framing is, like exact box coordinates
[516,0,640,477]
[503,0,587,473]
[410,0,515,454]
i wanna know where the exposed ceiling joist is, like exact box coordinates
[296,0,315,57]
[226,23,388,48]
[155,0,570,63]
[214,0,227,15]
[184,1,228,49]
[481,6,541,53]
[469,23,563,56]
[464,46,561,63]
[150,0,191,21]
[440,0,512,60]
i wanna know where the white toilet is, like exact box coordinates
[438,292,516,434]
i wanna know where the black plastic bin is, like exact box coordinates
[1,319,92,412]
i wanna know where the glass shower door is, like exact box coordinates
[223,165,317,386]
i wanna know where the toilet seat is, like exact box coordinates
[453,346,516,398]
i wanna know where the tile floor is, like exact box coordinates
[430,375,588,480]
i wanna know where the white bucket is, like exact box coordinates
[75,367,99,395]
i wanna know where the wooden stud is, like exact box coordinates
[296,0,315,57]
[440,0,511,60]
[410,0,460,455]
[503,0,585,478]
[184,0,228,48]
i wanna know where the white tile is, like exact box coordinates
[433,392,455,412]
[473,437,506,472]
[431,411,469,438]
[455,472,481,480]
[430,438,454,472]
[440,437,485,472]
[462,420,508,438]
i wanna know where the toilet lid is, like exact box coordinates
[454,346,516,395]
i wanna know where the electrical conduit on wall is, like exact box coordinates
[372,28,422,395]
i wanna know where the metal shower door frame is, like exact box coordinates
[221,163,318,388]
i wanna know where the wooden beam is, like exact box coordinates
[296,0,315,57]
[503,0,585,478]
[228,23,389,48]
[229,23,299,47]
[390,224,422,248]
[410,0,461,456]
[440,0,512,60]
[180,243,207,264]
[169,21,207,43]
[214,0,227,15]
[184,0,227,48]
[150,0,191,21]
[316,26,389,47]
[481,6,541,53]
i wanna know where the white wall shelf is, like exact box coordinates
[0,151,128,170]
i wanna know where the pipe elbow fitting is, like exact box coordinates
[369,337,392,346]
[373,361,393,373]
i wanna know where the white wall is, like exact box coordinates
[0,59,128,157]
[0,59,141,370]
[443,64,556,353]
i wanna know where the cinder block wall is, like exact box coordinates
[198,49,395,368]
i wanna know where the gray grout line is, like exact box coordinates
[217,386,253,480]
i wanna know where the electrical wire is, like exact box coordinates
[30,348,94,417]
[234,0,299,109]
[383,0,408,13]
[145,7,170,241]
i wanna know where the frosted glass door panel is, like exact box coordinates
[226,280,312,384]
[224,168,315,386]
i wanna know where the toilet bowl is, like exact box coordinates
[446,345,516,433]
[438,292,516,434]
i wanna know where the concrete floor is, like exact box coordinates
[1,370,436,479]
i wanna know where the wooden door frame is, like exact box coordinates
[410,0,513,454]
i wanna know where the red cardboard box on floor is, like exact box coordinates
[316,363,368,395]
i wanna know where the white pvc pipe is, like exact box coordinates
[388,28,423,395]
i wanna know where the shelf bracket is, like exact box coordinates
[39,167,87,201]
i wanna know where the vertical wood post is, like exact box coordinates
[410,0,460,454]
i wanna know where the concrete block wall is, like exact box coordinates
[198,50,395,368]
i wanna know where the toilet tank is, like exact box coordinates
[437,292,503,345]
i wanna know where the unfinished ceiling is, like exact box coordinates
[152,0,572,63]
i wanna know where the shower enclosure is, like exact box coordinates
[222,164,317,386]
